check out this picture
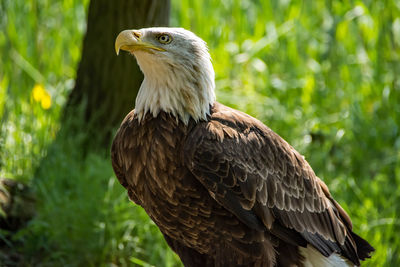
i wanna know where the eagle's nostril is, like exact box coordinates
[132,30,141,39]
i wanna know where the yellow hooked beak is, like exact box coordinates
[115,29,166,55]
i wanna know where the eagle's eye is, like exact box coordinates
[157,34,172,44]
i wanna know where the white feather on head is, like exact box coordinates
[123,27,216,124]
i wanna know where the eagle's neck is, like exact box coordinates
[134,53,216,124]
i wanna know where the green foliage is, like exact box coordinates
[1,0,399,266]
[0,0,88,182]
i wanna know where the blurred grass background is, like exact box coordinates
[1,0,399,266]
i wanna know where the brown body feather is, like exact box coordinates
[111,102,374,266]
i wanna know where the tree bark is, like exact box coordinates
[65,0,170,149]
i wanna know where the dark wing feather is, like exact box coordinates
[183,103,373,265]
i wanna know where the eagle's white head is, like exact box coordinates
[115,27,216,124]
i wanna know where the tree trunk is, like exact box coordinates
[65,0,170,150]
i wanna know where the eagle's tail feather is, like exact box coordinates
[351,231,375,261]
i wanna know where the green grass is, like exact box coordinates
[1,0,400,266]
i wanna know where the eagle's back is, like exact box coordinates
[111,108,275,266]
[111,103,373,267]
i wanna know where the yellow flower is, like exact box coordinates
[41,94,51,109]
[32,84,45,102]
[32,84,52,109]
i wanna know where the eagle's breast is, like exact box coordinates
[116,111,229,253]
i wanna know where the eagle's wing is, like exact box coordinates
[183,103,367,264]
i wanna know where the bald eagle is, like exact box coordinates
[112,27,374,267]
